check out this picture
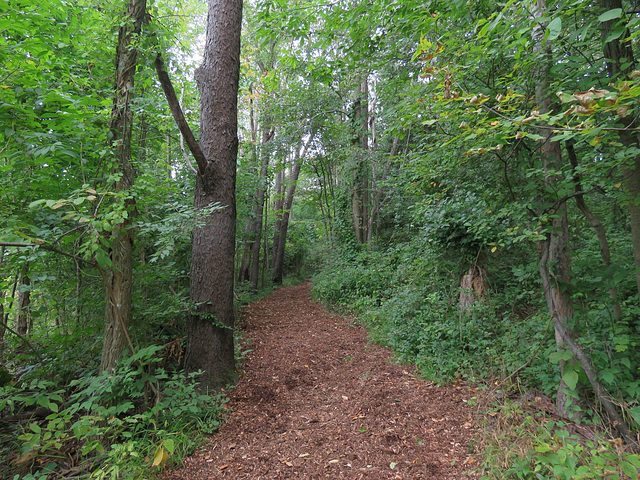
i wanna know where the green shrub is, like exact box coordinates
[1,345,226,480]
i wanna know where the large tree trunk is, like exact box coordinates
[100,0,146,373]
[532,0,575,418]
[184,0,242,389]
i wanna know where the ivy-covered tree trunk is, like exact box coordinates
[100,0,146,373]
[184,0,242,388]
[532,0,575,418]
[351,77,370,244]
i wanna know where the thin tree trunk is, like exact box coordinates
[566,142,622,320]
[236,90,257,282]
[249,126,273,292]
[262,193,269,290]
[74,257,82,325]
[272,162,301,284]
[238,115,272,288]
[272,137,312,284]
[313,161,332,239]
[100,0,147,373]
[16,264,30,337]
[272,166,285,268]
[184,0,242,388]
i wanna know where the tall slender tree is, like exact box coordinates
[101,0,147,372]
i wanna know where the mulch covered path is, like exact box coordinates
[163,282,479,480]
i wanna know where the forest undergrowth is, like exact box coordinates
[311,242,640,479]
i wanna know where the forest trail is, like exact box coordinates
[163,282,478,479]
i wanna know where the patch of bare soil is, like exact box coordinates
[163,282,479,479]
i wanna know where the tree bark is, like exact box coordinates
[100,0,147,373]
[533,0,575,418]
[459,262,489,311]
[236,84,260,284]
[184,0,243,388]
[272,137,312,284]
[272,162,301,284]
[238,109,273,289]
[272,166,285,268]
[16,264,30,337]
[249,126,274,292]
[351,77,370,244]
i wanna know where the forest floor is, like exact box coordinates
[162,282,479,479]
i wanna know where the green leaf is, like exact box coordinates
[605,26,625,43]
[601,369,615,384]
[28,199,47,208]
[622,460,640,476]
[546,17,562,41]
[164,438,175,454]
[562,369,579,390]
[95,250,112,269]
[549,350,573,364]
[598,8,623,23]
[629,406,640,426]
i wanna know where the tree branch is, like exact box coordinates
[0,242,97,267]
[153,53,208,175]
[0,314,43,363]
